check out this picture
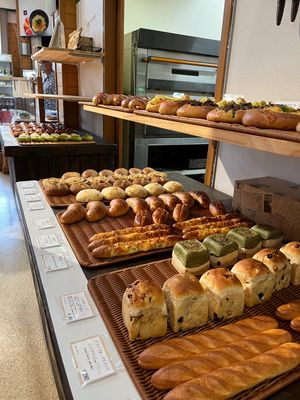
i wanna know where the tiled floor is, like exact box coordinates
[0,172,59,400]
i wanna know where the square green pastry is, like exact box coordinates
[227,227,261,249]
[203,234,238,257]
[251,224,283,240]
[173,240,210,268]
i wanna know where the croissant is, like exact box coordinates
[60,203,85,224]
[85,201,107,222]
[164,342,300,400]
[189,191,210,208]
[151,328,291,390]
[107,199,129,217]
[138,315,278,370]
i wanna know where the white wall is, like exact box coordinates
[214,0,300,195]
[76,0,103,136]
[124,0,225,39]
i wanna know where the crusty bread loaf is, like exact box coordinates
[231,258,275,307]
[163,273,208,333]
[122,280,167,341]
[152,328,291,389]
[253,248,291,291]
[280,242,300,285]
[200,268,244,320]
[163,342,300,400]
[242,109,300,130]
[138,315,278,369]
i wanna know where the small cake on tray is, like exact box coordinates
[171,239,210,275]
[231,258,274,307]
[227,227,262,259]
[163,273,208,332]
[251,224,283,249]
[200,268,244,320]
[203,234,238,268]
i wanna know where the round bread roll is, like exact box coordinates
[44,182,70,196]
[209,200,226,216]
[173,192,194,208]
[62,171,81,180]
[42,177,64,186]
[99,169,114,177]
[126,197,149,214]
[144,183,165,196]
[152,207,169,224]
[87,176,110,184]
[134,209,152,227]
[101,186,126,201]
[64,176,85,187]
[76,189,103,203]
[70,182,90,195]
[90,181,110,191]
[159,193,181,210]
[142,167,155,174]
[85,201,107,222]
[172,203,190,222]
[114,167,128,176]
[131,177,150,186]
[125,184,148,198]
[107,199,129,217]
[129,167,142,175]
[113,179,131,189]
[163,180,184,193]
[82,169,98,179]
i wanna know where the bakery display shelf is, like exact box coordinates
[82,102,300,158]
[31,47,103,64]
[18,139,96,146]
[56,207,211,269]
[88,258,300,400]
[24,93,93,102]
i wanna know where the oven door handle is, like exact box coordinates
[143,56,218,69]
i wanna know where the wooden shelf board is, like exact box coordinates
[24,93,92,102]
[82,103,300,158]
[31,47,103,64]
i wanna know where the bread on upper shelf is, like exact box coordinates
[199,268,244,320]
[122,280,167,341]
[163,273,208,333]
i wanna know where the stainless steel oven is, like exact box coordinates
[123,29,220,180]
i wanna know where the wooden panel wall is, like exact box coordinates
[7,22,31,76]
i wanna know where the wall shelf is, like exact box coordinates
[81,103,300,158]
[31,47,103,64]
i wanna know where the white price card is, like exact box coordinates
[60,292,94,322]
[23,188,38,195]
[25,194,41,202]
[34,217,55,230]
[42,253,69,272]
[37,233,60,248]
[71,336,115,385]
[28,201,44,211]
[21,182,35,189]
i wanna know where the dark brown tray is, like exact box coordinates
[39,180,76,208]
[57,207,211,268]
[134,110,300,144]
[88,259,300,400]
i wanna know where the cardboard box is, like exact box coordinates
[232,177,300,241]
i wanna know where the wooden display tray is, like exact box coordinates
[134,110,300,144]
[88,258,300,400]
[18,140,96,146]
[81,103,133,113]
[56,207,211,268]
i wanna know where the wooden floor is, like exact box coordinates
[0,172,59,400]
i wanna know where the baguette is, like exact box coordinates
[92,235,181,259]
[173,213,240,230]
[89,223,170,242]
[183,222,251,240]
[138,315,278,369]
[152,328,291,389]
[163,342,300,400]
[88,228,171,251]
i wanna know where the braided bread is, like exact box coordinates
[89,224,170,242]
